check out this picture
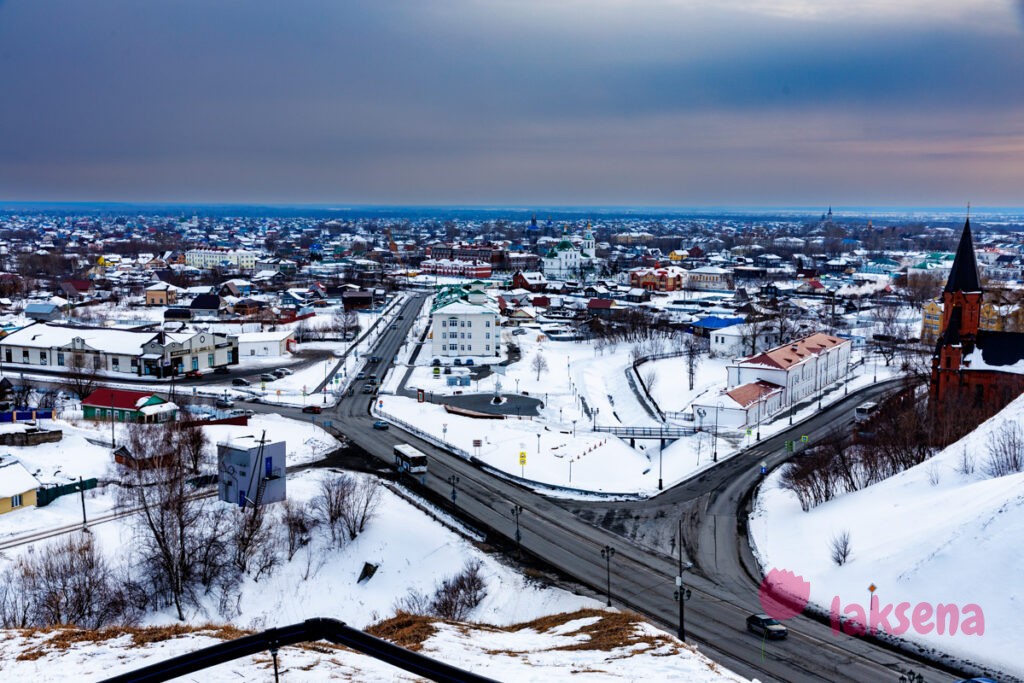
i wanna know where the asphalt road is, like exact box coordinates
[244,304,976,683]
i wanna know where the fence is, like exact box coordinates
[36,478,98,507]
[0,409,54,422]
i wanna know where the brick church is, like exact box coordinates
[930,218,1024,409]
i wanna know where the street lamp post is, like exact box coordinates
[442,423,448,443]
[536,432,540,454]
[713,402,722,462]
[447,474,459,503]
[511,505,523,557]
[569,456,574,484]
[755,394,762,441]
[572,419,577,438]
[601,545,616,606]
[676,518,693,640]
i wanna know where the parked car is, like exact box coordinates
[276,367,294,376]
[232,377,251,387]
[185,369,202,378]
[215,398,235,409]
[302,405,322,414]
[272,369,288,378]
[512,327,527,336]
[454,358,462,365]
[746,614,788,639]
[213,366,231,375]
[259,373,277,383]
[372,420,389,430]
[431,358,441,366]
[465,359,474,366]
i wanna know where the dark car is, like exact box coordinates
[302,405,322,414]
[259,373,276,383]
[369,355,381,364]
[272,368,288,378]
[213,366,231,375]
[512,327,527,336]
[185,369,202,378]
[398,314,405,320]
[746,614,788,639]
[372,420,389,430]
[232,377,251,387]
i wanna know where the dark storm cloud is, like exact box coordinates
[0,0,1021,204]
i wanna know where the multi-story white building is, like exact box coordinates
[431,289,500,359]
[185,248,258,271]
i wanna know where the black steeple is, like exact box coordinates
[944,218,982,293]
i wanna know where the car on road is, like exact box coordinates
[372,420,389,430]
[302,405,322,414]
[275,367,294,376]
[215,398,235,409]
[356,371,366,380]
[259,373,277,383]
[511,327,527,336]
[213,366,231,375]
[232,378,251,387]
[185,369,202,378]
[746,614,788,639]
[398,314,405,320]
[361,384,375,394]
[369,355,381,364]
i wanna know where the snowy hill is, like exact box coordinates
[750,392,1024,678]
[0,610,748,682]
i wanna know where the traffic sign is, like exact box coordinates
[519,451,526,466]
[801,435,809,443]
[745,428,752,436]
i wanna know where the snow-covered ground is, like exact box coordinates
[0,609,748,682]
[0,414,342,542]
[379,326,904,496]
[0,465,749,682]
[750,392,1024,678]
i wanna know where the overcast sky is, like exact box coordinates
[1,0,1022,206]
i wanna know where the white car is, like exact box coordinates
[275,368,294,376]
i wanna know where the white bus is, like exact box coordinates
[854,401,879,423]
[394,443,428,475]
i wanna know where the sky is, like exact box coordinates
[0,0,1023,207]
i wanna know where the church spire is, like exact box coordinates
[944,216,981,294]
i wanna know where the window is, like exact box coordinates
[4,350,9,363]
[22,349,28,361]
[441,344,446,351]
[486,344,490,351]
[114,410,121,421]
[192,358,199,370]
[485,332,490,339]
[485,321,490,327]
[441,320,446,327]
[208,353,214,367]
[93,356,100,369]
[111,357,119,369]
[10,494,22,508]
[40,351,47,366]
[57,352,65,366]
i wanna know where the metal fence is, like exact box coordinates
[36,478,97,507]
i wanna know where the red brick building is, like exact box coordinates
[930,219,1024,408]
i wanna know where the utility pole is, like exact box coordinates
[676,518,692,640]
[511,504,523,557]
[79,476,89,532]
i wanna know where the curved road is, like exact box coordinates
[249,297,977,683]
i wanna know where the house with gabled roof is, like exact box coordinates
[726,332,852,408]
[81,388,178,423]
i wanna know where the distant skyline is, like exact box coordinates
[1,1,1023,206]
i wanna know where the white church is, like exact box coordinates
[541,227,598,280]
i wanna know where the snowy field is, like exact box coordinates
[750,392,1024,678]
[379,327,904,496]
[0,609,748,682]
[0,414,342,542]
[0,465,749,682]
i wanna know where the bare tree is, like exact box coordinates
[282,499,318,561]
[683,334,708,391]
[342,476,382,541]
[642,368,658,395]
[829,529,852,566]
[531,352,549,381]
[175,417,210,473]
[119,424,228,621]
[62,352,103,400]
[312,474,355,545]
[985,422,1024,477]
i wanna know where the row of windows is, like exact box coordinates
[441,344,492,352]
[440,319,491,328]
[440,332,492,340]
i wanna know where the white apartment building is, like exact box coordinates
[431,292,500,359]
[185,248,258,271]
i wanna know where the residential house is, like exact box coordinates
[189,293,223,318]
[145,281,181,306]
[24,302,62,322]
[726,332,853,408]
[236,330,296,357]
[0,456,38,515]
[512,271,548,293]
[82,388,178,423]
[629,266,687,291]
